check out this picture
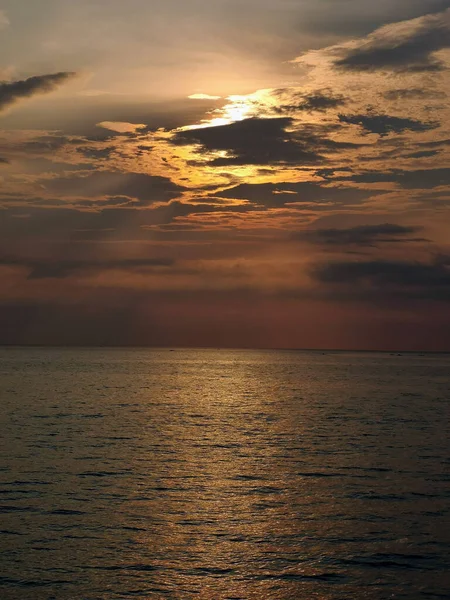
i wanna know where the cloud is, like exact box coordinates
[13,134,82,155]
[404,149,440,159]
[294,223,426,246]
[345,168,450,188]
[0,255,175,279]
[217,180,377,207]
[172,117,361,166]
[97,121,146,133]
[188,93,222,100]
[272,89,347,114]
[383,88,447,100]
[420,138,450,148]
[338,113,439,136]
[173,117,322,166]
[0,72,77,113]
[334,9,450,72]
[44,171,186,204]
[77,146,117,159]
[311,256,450,302]
[0,198,254,245]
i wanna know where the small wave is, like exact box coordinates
[63,534,102,540]
[297,471,337,478]
[48,509,86,515]
[244,486,283,495]
[0,505,39,513]
[249,571,346,582]
[85,564,158,572]
[342,552,435,570]
[8,480,52,486]
[77,470,129,478]
[80,413,105,419]
[0,576,72,588]
[347,492,408,501]
[189,567,235,576]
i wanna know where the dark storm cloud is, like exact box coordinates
[334,9,450,72]
[0,255,175,279]
[272,89,346,114]
[338,113,439,137]
[0,72,77,113]
[172,118,361,166]
[44,171,186,205]
[311,256,450,302]
[294,223,426,246]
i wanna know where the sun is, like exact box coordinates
[181,89,274,131]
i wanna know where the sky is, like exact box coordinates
[1,0,450,350]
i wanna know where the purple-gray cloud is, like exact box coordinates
[334,9,450,72]
[0,72,77,113]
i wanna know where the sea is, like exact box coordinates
[0,347,449,599]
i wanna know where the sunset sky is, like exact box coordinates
[1,0,450,350]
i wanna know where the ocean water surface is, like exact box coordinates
[0,347,449,599]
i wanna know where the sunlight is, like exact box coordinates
[181,89,272,131]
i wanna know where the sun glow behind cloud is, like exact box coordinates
[182,90,274,130]
[188,93,222,100]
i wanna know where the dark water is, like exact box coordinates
[0,348,449,599]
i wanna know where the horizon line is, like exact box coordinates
[1,344,449,354]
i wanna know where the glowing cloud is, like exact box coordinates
[97,121,147,133]
[188,93,222,100]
